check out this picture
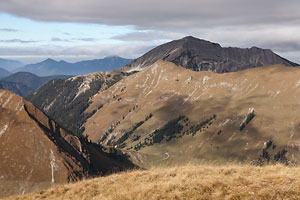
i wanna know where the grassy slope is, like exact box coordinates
[7,164,300,200]
[82,60,300,166]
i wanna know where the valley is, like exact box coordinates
[2,36,300,199]
[1,0,300,198]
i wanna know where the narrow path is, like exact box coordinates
[161,152,170,161]
[154,152,170,163]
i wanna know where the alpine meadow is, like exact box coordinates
[1,1,300,199]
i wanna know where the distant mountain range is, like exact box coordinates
[1,72,70,90]
[28,36,299,138]
[0,56,132,96]
[0,58,24,71]
[0,72,70,97]
[126,36,298,72]
[18,56,133,76]
[0,68,11,79]
[5,35,300,197]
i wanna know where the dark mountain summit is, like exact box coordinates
[126,36,298,73]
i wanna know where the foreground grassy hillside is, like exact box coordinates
[7,164,300,200]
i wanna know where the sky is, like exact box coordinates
[0,0,299,64]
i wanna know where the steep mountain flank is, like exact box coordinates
[27,70,135,135]
[0,89,135,198]
[126,36,298,73]
[82,60,300,166]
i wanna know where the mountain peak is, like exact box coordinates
[126,36,298,73]
[182,35,199,41]
[42,58,57,63]
[181,35,208,42]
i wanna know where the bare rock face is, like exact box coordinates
[126,36,298,73]
[0,89,135,198]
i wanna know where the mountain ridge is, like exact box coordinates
[0,58,24,71]
[27,69,136,135]
[0,81,33,97]
[79,60,300,166]
[0,67,11,79]
[125,36,298,73]
[1,72,70,90]
[0,72,70,97]
[18,56,133,76]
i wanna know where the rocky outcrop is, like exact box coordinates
[239,108,255,131]
[126,36,298,73]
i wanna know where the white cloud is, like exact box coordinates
[0,0,300,63]
[1,0,299,29]
[0,39,37,43]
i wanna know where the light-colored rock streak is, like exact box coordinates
[44,98,56,112]
[0,124,8,137]
[50,149,58,184]
[183,83,200,104]
[202,76,212,85]
[2,94,13,108]
[74,74,100,100]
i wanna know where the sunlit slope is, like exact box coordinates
[83,60,300,165]
[7,164,300,200]
[0,89,135,197]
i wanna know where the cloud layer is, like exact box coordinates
[0,28,18,32]
[1,0,300,29]
[0,0,300,63]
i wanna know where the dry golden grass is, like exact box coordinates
[5,164,300,200]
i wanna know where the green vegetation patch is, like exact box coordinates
[133,114,216,151]
[256,139,288,166]
[114,113,153,148]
